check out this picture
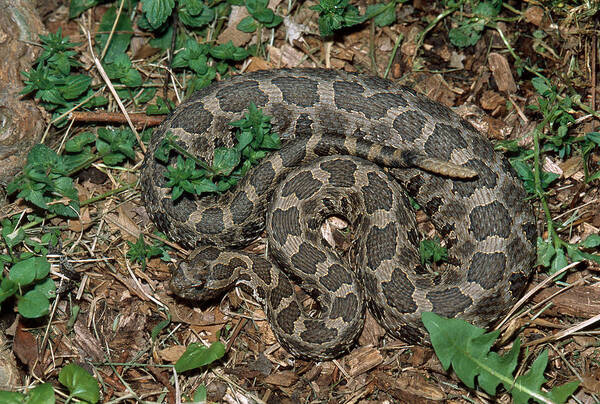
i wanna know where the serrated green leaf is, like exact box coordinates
[69,0,101,19]
[532,76,552,96]
[137,87,157,104]
[423,312,579,404]
[122,68,142,87]
[193,178,218,195]
[58,363,100,403]
[474,0,501,17]
[65,132,96,153]
[18,290,50,318]
[547,381,580,403]
[175,341,225,372]
[39,88,67,106]
[103,153,126,166]
[96,5,133,63]
[179,1,215,27]
[3,223,26,249]
[449,21,485,48]
[59,74,91,99]
[237,16,258,33]
[582,233,600,248]
[536,237,555,267]
[212,148,240,177]
[141,0,175,29]
[209,41,249,61]
[512,351,549,404]
[478,338,520,395]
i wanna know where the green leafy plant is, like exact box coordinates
[528,77,578,159]
[170,37,248,95]
[175,341,226,373]
[446,0,503,48]
[7,127,143,221]
[21,29,107,126]
[310,0,406,37]
[237,0,283,33]
[422,312,579,403]
[58,363,100,404]
[0,216,57,319]
[0,212,61,319]
[513,76,600,273]
[127,233,172,271]
[419,237,448,265]
[64,127,138,167]
[156,103,281,201]
[0,382,55,404]
[7,144,81,218]
[310,0,366,37]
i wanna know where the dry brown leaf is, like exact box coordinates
[525,6,545,27]
[13,322,37,368]
[68,207,92,232]
[157,345,186,363]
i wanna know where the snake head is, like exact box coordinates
[170,246,243,302]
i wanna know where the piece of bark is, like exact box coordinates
[264,370,298,387]
[0,0,47,194]
[345,345,383,377]
[531,284,600,318]
[488,52,517,93]
[374,370,446,403]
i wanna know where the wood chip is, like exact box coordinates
[264,370,298,387]
[345,345,383,377]
[532,284,600,317]
[374,370,446,402]
[488,52,517,93]
[480,90,505,111]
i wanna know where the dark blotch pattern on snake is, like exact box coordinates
[140,68,536,359]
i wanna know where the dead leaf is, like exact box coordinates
[13,322,37,368]
[68,206,92,232]
[158,345,186,363]
[525,6,545,27]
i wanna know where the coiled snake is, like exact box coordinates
[141,68,537,359]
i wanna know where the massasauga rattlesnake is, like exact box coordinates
[140,68,537,359]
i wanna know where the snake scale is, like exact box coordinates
[141,68,537,359]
